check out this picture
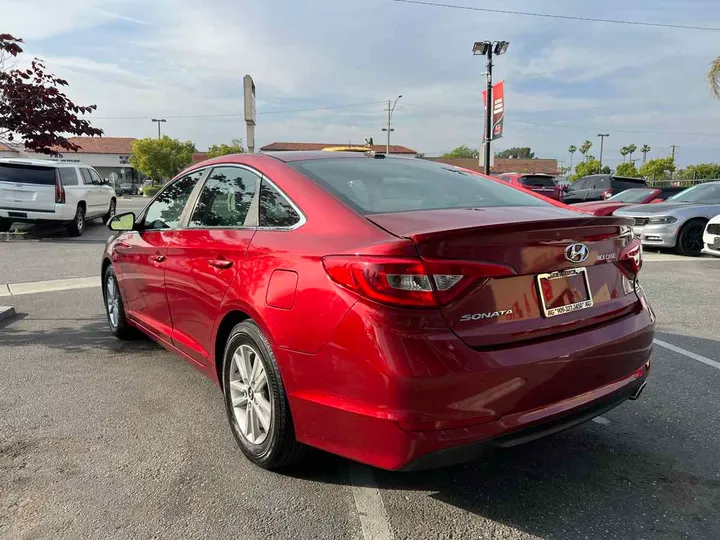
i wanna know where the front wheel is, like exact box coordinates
[103,198,117,224]
[675,219,707,257]
[103,265,136,340]
[223,321,305,469]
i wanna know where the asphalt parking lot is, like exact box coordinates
[1,208,719,539]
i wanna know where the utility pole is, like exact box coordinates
[597,133,609,167]
[382,95,403,154]
[151,118,166,139]
[670,145,678,161]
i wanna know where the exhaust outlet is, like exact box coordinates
[629,381,647,401]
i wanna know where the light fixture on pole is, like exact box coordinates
[151,118,167,139]
[382,95,403,154]
[473,40,509,175]
[597,133,610,167]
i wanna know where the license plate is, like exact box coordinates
[6,190,32,202]
[536,267,593,318]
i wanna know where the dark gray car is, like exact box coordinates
[563,174,647,204]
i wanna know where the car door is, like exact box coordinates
[88,168,112,216]
[563,177,591,203]
[113,170,204,344]
[77,168,100,216]
[163,165,260,364]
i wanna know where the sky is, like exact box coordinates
[3,0,720,167]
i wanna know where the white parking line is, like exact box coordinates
[348,464,394,540]
[0,276,99,297]
[654,339,720,371]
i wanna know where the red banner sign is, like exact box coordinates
[482,80,505,143]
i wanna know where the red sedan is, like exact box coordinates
[102,152,654,471]
[495,173,563,201]
[573,187,685,216]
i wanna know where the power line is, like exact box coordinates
[393,0,720,32]
[90,101,386,120]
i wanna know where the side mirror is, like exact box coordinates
[108,212,136,232]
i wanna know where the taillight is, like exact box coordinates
[602,190,613,200]
[322,256,515,307]
[55,172,66,204]
[618,237,642,277]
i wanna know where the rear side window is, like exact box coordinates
[613,178,646,191]
[79,168,92,185]
[519,175,555,187]
[59,168,79,186]
[289,158,549,214]
[0,163,56,185]
[259,181,301,228]
[593,176,610,189]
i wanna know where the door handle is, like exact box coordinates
[208,259,233,269]
[150,254,165,263]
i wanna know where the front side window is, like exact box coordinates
[290,158,549,214]
[259,180,301,228]
[568,177,590,191]
[190,166,259,227]
[89,169,104,185]
[143,171,203,230]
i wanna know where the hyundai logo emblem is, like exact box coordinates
[564,243,589,264]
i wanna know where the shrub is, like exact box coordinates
[143,185,161,197]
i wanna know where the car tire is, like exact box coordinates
[675,218,707,257]
[66,205,85,237]
[0,218,12,233]
[103,265,136,340]
[222,321,305,469]
[103,198,117,224]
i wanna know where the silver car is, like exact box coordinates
[614,181,720,256]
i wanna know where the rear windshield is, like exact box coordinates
[289,157,550,214]
[519,175,555,187]
[608,188,655,203]
[0,163,56,185]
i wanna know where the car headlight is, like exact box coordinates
[647,216,678,224]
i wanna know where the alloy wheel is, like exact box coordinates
[106,276,119,328]
[683,225,704,254]
[229,344,273,445]
[76,209,84,232]
[109,200,116,217]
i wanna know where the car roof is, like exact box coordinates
[0,158,82,168]
[262,150,406,163]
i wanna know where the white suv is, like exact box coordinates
[0,158,116,236]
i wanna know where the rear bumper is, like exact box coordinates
[0,205,75,222]
[283,294,655,470]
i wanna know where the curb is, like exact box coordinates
[0,306,17,322]
[0,226,66,242]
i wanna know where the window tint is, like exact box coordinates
[143,171,203,230]
[190,166,259,227]
[89,169,104,185]
[59,168,79,186]
[290,158,549,214]
[79,168,92,185]
[613,179,646,191]
[593,176,610,189]
[0,163,56,185]
[568,177,590,190]
[259,180,301,228]
[496,174,512,183]
[519,175,555,187]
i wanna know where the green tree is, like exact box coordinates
[495,147,535,159]
[615,162,639,177]
[568,145,577,171]
[709,56,720,99]
[678,163,720,180]
[640,157,676,181]
[578,140,593,162]
[207,138,244,158]
[601,165,612,175]
[130,136,196,183]
[641,144,651,164]
[441,145,478,159]
[627,144,638,163]
[620,146,630,163]
[571,159,602,181]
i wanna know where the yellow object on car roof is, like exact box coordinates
[322,146,373,153]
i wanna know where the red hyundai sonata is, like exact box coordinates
[102,152,654,471]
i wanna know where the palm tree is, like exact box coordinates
[627,144,638,163]
[620,146,630,163]
[709,56,720,99]
[641,144,651,164]
[568,145,577,172]
[579,140,593,162]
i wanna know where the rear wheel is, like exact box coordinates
[222,321,305,469]
[0,218,12,232]
[103,198,117,224]
[675,219,706,257]
[66,205,85,237]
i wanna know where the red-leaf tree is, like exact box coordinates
[0,33,103,155]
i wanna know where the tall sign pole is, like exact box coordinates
[243,75,256,153]
[483,47,493,175]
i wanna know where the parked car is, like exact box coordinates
[0,158,117,236]
[702,213,720,257]
[563,174,648,204]
[495,173,563,201]
[573,187,687,216]
[615,181,720,256]
[102,152,653,471]
[117,182,137,196]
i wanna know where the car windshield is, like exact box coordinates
[289,157,551,214]
[608,188,656,203]
[667,183,720,203]
[519,175,555,187]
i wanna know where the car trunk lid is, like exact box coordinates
[0,163,58,212]
[367,207,639,348]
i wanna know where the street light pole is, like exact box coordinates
[151,118,167,139]
[382,95,402,154]
[597,133,609,167]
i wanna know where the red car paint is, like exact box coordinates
[495,173,563,201]
[103,152,654,470]
[573,188,664,216]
